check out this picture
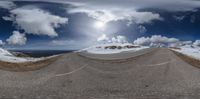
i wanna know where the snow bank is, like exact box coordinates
[171,46,200,60]
[0,48,13,56]
[80,43,149,54]
[0,48,56,63]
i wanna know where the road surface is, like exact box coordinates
[0,48,200,99]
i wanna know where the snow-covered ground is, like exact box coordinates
[80,43,149,54]
[0,48,56,63]
[171,45,200,60]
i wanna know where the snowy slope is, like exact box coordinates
[0,48,56,63]
[171,45,200,60]
[80,43,149,54]
[0,48,13,56]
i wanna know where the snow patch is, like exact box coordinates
[0,48,13,56]
[171,46,200,60]
[0,48,57,63]
[80,43,149,54]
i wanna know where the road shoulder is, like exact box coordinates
[172,50,200,68]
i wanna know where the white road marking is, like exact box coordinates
[146,61,170,66]
[144,60,176,67]
[54,64,88,77]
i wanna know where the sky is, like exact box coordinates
[0,0,200,50]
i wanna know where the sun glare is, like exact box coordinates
[94,21,106,29]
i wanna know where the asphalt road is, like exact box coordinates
[0,48,200,99]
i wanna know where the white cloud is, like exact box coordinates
[150,35,179,44]
[68,7,162,25]
[133,37,151,46]
[138,25,147,33]
[0,40,5,46]
[97,34,128,44]
[2,16,13,21]
[134,35,179,47]
[0,1,16,10]
[4,8,68,37]
[97,34,109,42]
[111,36,128,43]
[193,40,200,46]
[6,31,27,45]
[173,15,185,21]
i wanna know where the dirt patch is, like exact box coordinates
[0,56,60,72]
[173,51,200,68]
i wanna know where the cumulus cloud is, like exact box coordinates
[138,25,147,33]
[193,40,200,46]
[97,34,109,42]
[0,40,5,46]
[6,31,27,45]
[111,36,128,43]
[4,8,68,37]
[0,1,16,10]
[133,37,151,46]
[97,34,128,44]
[134,35,179,47]
[2,16,13,21]
[150,35,179,43]
[68,7,162,25]
[173,16,185,21]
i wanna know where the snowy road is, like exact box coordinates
[0,48,200,99]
